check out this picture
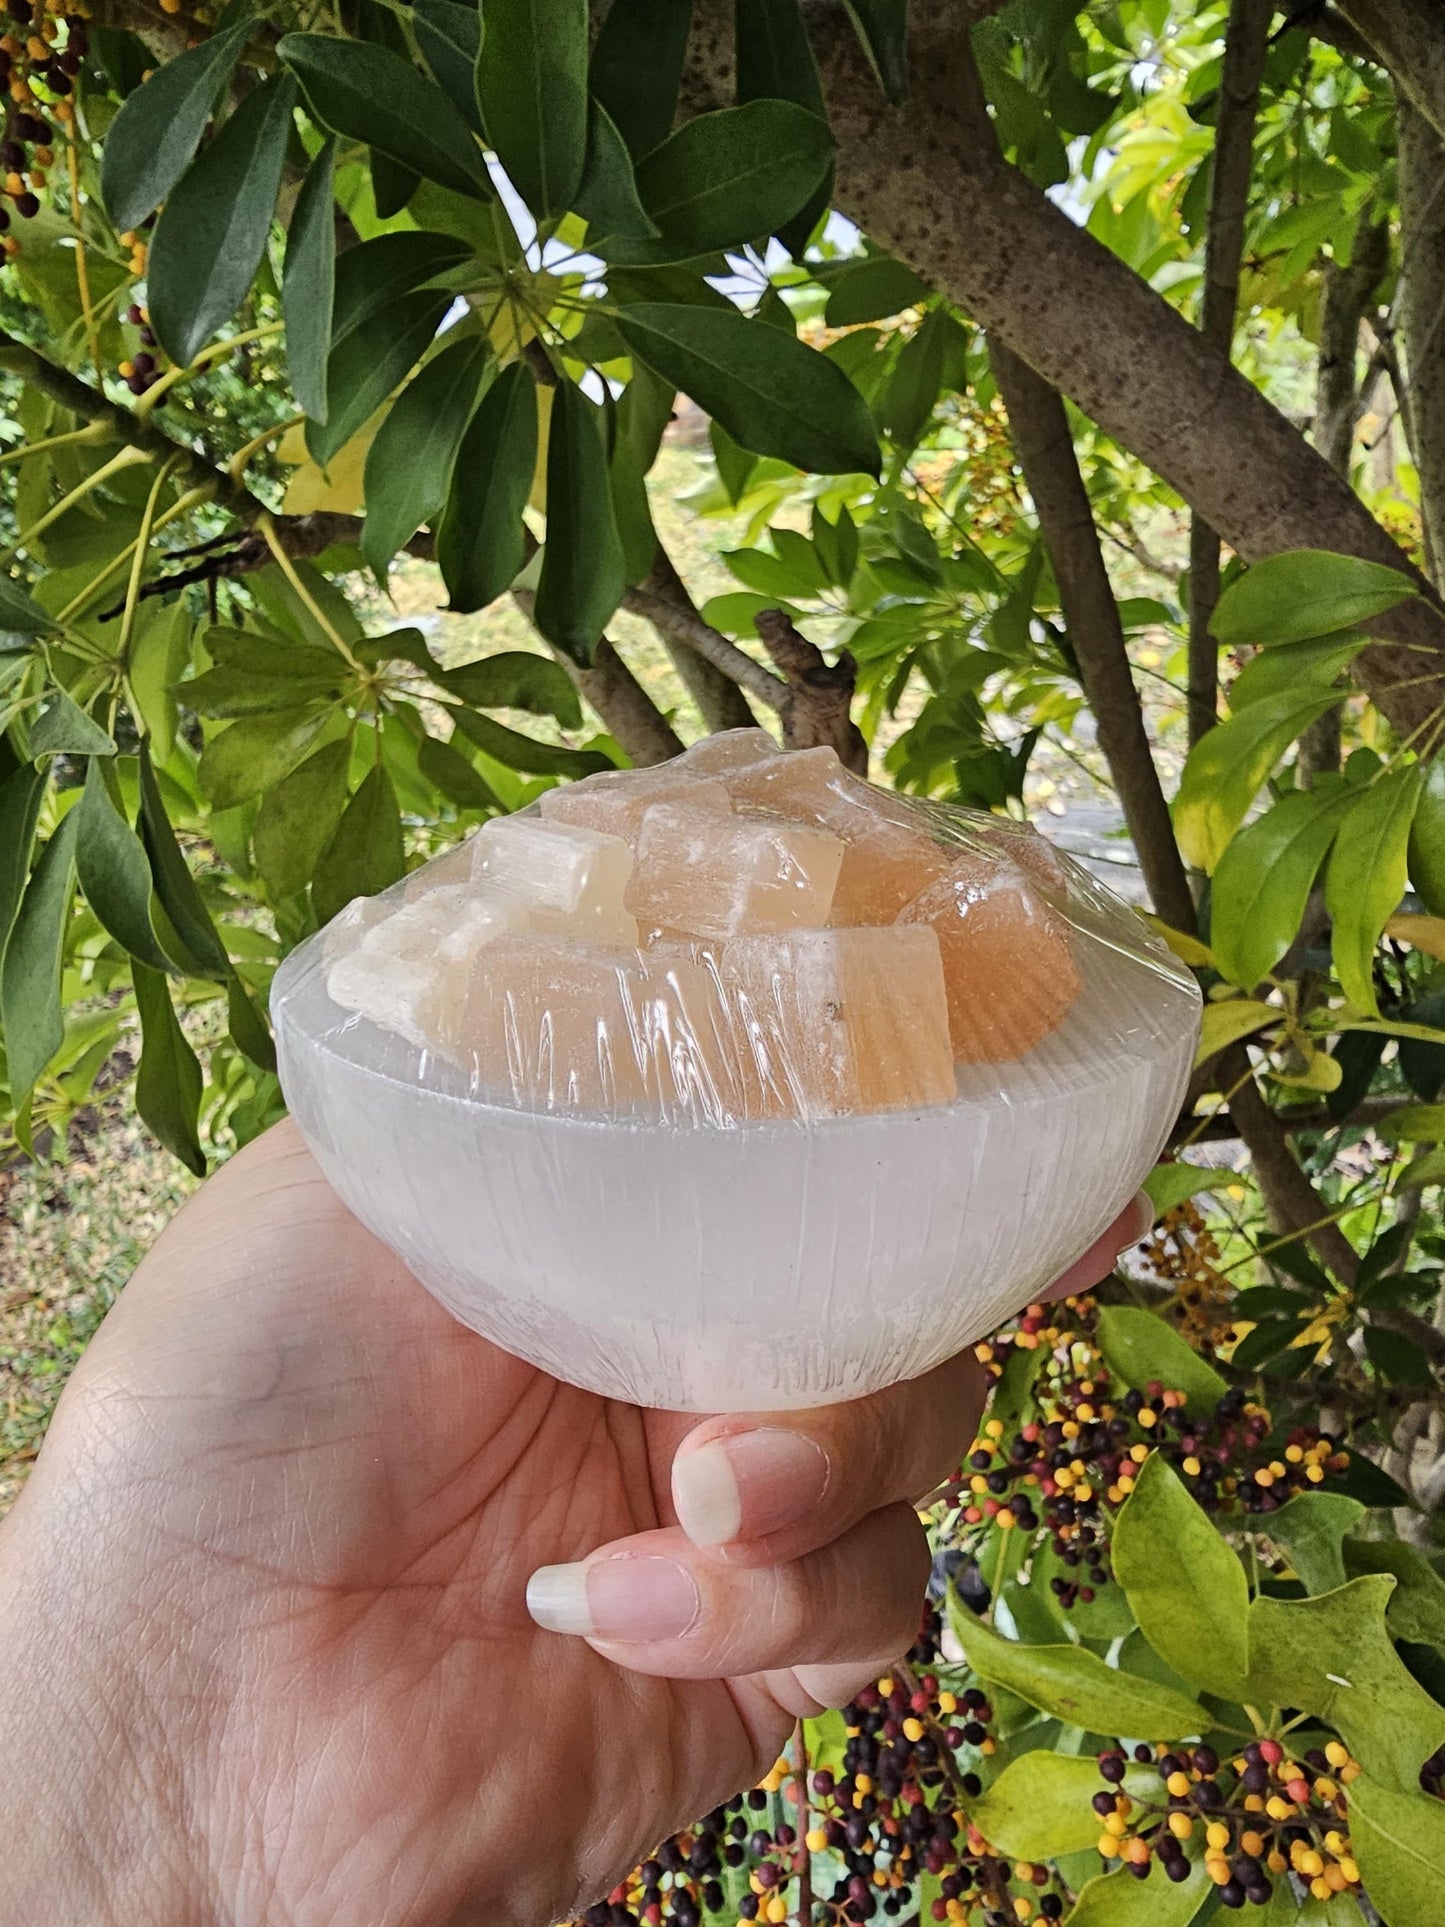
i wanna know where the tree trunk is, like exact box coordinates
[989,342,1197,935]
[680,2,1445,745]
[1400,96,1445,590]
[1188,0,1272,748]
[1299,216,1392,784]
[1338,0,1445,146]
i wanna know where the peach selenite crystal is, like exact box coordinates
[898,853,1081,1063]
[626,801,845,939]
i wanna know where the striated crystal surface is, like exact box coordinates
[627,801,844,938]
[540,765,732,846]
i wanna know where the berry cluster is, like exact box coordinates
[0,0,83,253]
[950,1299,1348,1617]
[572,1616,1076,1927]
[1141,1198,1232,1342]
[118,298,162,394]
[1093,1737,1364,1908]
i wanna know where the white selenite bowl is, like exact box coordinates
[272,853,1200,1413]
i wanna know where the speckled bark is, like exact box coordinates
[680,1,1445,745]
[1339,0,1445,146]
[1401,97,1445,588]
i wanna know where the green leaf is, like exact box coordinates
[29,687,116,757]
[534,381,626,665]
[1326,767,1426,1015]
[1112,1453,1250,1697]
[148,75,298,369]
[966,1752,1158,1861]
[0,572,57,638]
[626,102,834,258]
[1408,755,1445,917]
[610,362,673,584]
[178,633,350,718]
[74,760,170,972]
[448,705,614,777]
[283,137,336,424]
[99,18,251,232]
[132,963,206,1175]
[1344,1540,1445,1649]
[1063,1857,1210,1927]
[436,361,538,614]
[588,0,692,158]
[412,0,482,129]
[1347,1773,1445,1927]
[0,764,46,959]
[1245,1578,1445,1792]
[226,977,276,1076]
[439,650,582,726]
[137,746,230,979]
[416,734,502,810]
[362,335,490,575]
[1143,1161,1221,1218]
[736,0,826,113]
[1172,690,1342,871]
[1211,786,1352,988]
[475,0,588,220]
[198,711,332,812]
[307,289,452,469]
[615,303,881,476]
[1211,550,1418,645]
[1264,1492,1366,1596]
[280,34,489,199]
[1379,1103,1445,1141]
[882,306,951,449]
[252,738,351,901]
[1,809,77,1101]
[988,1341,1042,1432]
[127,597,191,762]
[1363,1325,1435,1389]
[312,765,406,926]
[575,99,659,241]
[1228,630,1365,710]
[951,1616,1209,1741]
[1096,1305,1229,1412]
[841,0,909,106]
[330,231,472,348]
[824,253,929,327]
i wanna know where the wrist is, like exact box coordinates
[0,1493,205,1925]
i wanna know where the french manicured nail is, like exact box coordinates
[673,1428,831,1547]
[526,1556,700,1641]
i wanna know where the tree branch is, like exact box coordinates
[987,342,1197,935]
[752,609,868,771]
[1188,0,1272,748]
[637,548,758,731]
[623,583,787,710]
[511,588,684,766]
[681,1,1445,745]
[1337,0,1445,146]
[1400,96,1445,591]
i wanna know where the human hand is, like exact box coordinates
[0,1120,1147,1927]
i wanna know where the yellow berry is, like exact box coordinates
[985,1419,1004,1439]
[1241,1831,1265,1858]
[1168,1813,1193,1842]
[1103,1813,1128,1838]
[1268,1851,1288,1873]
[1206,1856,1232,1885]
[1167,1771,1191,1799]
[937,1692,957,1715]
[1013,1901,1033,1922]
[1266,1796,1293,1821]
[1182,1456,1201,1476]
[765,1900,787,1925]
[1325,1742,1349,1769]
[1206,1822,1230,1851]
[1310,1879,1331,1903]
[1130,1443,1149,1464]
[1097,1835,1120,1860]
[1340,1857,1360,1884]
[805,1829,827,1853]
[856,1774,874,1795]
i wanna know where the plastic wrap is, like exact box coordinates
[273,731,1201,1410]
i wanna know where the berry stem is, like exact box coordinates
[793,1724,813,1927]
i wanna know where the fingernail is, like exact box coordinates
[1120,1190,1154,1248]
[526,1556,700,1642]
[674,1428,831,1548]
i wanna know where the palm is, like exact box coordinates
[44,1122,782,1927]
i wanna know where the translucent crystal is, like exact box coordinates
[627,801,844,938]
[678,727,780,774]
[423,934,739,1121]
[721,925,956,1118]
[403,835,483,900]
[474,814,637,943]
[540,766,732,846]
[326,948,434,1048]
[724,745,956,924]
[899,854,1081,1062]
[322,894,391,962]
